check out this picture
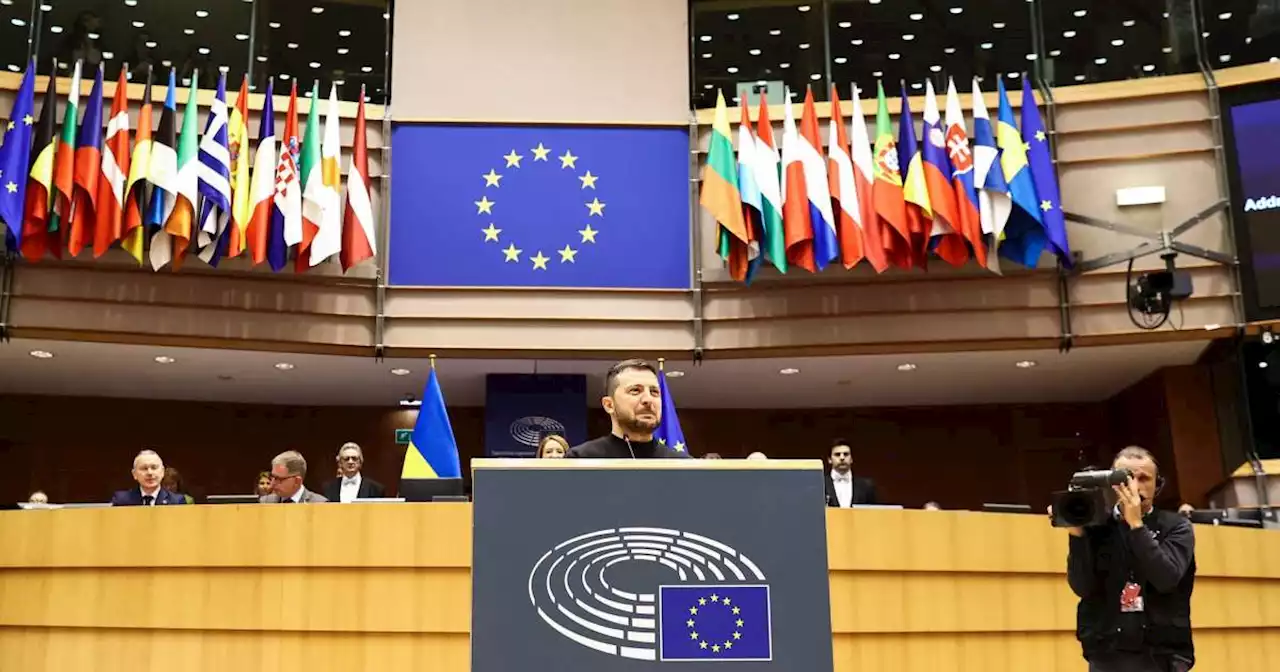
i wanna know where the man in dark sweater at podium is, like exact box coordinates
[567,359,689,459]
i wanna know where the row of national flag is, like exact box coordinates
[700,75,1072,283]
[0,60,377,272]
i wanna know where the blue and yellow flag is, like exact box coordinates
[653,368,687,454]
[995,78,1046,268]
[402,368,462,479]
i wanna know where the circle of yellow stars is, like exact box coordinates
[685,592,743,655]
[1,113,34,194]
[475,141,605,271]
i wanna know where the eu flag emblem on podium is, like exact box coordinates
[389,124,691,289]
[659,585,772,661]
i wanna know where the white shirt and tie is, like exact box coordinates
[140,487,161,506]
[339,473,362,503]
[831,471,854,508]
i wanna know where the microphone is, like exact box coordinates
[623,434,637,459]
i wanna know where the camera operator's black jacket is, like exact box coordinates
[1067,508,1196,665]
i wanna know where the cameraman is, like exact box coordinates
[1065,446,1196,672]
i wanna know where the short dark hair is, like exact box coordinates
[605,358,659,396]
[830,438,851,455]
[1114,445,1159,474]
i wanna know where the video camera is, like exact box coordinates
[1050,468,1132,528]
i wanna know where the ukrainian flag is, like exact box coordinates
[402,368,462,479]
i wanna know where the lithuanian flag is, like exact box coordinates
[699,91,747,256]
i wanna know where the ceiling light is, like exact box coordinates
[361,65,373,72]
[728,13,739,20]
[125,0,137,5]
[755,79,767,85]
[726,66,738,73]
[1026,53,1037,60]
[49,25,62,33]
[902,34,915,41]
[749,48,761,55]
[102,51,114,60]
[280,73,291,80]
[666,370,685,378]
[40,2,50,9]
[701,52,711,59]
[809,73,821,80]
[1095,57,1107,65]
[235,33,248,41]
[769,29,781,36]
[1063,30,1077,38]
[1074,9,1087,17]
[1202,31,1209,38]
[337,47,349,54]
[834,56,847,64]
[218,65,228,73]
[310,60,323,68]
[29,350,53,359]
[195,10,209,18]
[161,59,172,67]
[1142,64,1155,72]
[383,11,389,19]
[950,7,962,14]
[1163,46,1174,54]
[132,21,145,28]
[288,42,299,49]
[154,356,176,364]
[198,47,211,55]
[1008,72,1020,79]
[184,28,195,35]
[799,43,810,49]
[944,46,956,54]
[333,79,344,85]
[311,5,324,13]
[869,0,880,4]
[993,22,1006,29]
[399,398,422,407]
[88,31,100,39]
[897,363,917,372]
[11,18,24,26]
[906,12,922,21]
[911,82,922,90]
[797,4,811,11]
[779,62,790,68]
[980,42,993,50]
[838,21,851,28]
[5,64,15,72]
[1220,54,1231,62]
[872,70,882,77]
[1050,49,1062,56]
[888,52,900,59]
[274,362,295,371]
[1015,360,1037,369]
[930,64,941,72]
[1219,12,1232,20]
[703,83,713,90]
[1111,39,1124,46]
[1123,19,1136,27]
[851,39,863,46]
[338,29,352,37]
[143,40,157,49]
[779,367,800,375]
[700,35,711,42]
[390,368,411,376]
[1261,361,1270,369]
[1074,74,1087,82]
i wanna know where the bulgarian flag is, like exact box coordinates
[68,64,103,257]
[93,66,129,258]
[340,86,376,271]
[699,90,747,274]
[49,60,82,258]
[164,72,200,269]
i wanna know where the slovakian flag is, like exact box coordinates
[798,87,837,271]
[163,71,200,269]
[700,91,747,280]
[146,68,179,270]
[849,84,888,273]
[340,85,377,271]
[121,71,153,265]
[921,80,968,267]
[246,78,277,266]
[68,64,103,257]
[827,85,863,269]
[224,75,252,261]
[871,81,910,269]
[49,59,82,258]
[944,77,987,269]
[972,77,1012,275]
[0,59,36,250]
[20,63,58,262]
[93,67,129,258]
[269,80,302,271]
[995,77,1046,268]
[195,72,232,265]
[780,88,814,272]
[1021,77,1072,267]
[898,84,931,269]
[752,95,786,273]
[304,83,343,267]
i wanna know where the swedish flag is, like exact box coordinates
[402,368,462,479]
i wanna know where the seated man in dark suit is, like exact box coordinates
[824,439,877,507]
[322,442,386,503]
[111,450,187,506]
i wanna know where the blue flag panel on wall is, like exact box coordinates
[389,124,692,289]
[484,374,587,457]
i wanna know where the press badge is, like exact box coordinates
[1120,582,1145,613]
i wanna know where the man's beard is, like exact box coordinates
[619,410,660,434]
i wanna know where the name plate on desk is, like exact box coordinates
[471,458,835,671]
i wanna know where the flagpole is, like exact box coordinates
[429,353,436,370]
[657,357,665,372]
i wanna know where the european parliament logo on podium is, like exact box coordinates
[472,460,833,671]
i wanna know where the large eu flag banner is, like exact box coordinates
[389,124,691,289]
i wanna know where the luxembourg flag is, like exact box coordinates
[944,77,986,268]
[920,79,967,267]
[971,77,1012,274]
[798,87,838,270]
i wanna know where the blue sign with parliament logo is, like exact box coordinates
[388,124,691,289]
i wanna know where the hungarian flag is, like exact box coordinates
[0,59,37,250]
[68,64,103,257]
[798,87,837,271]
[49,60,82,258]
[225,75,251,260]
[699,90,747,276]
[944,77,987,269]
[19,62,58,262]
[195,72,231,266]
[93,67,129,258]
[340,86,376,271]
[146,68,179,270]
[827,85,863,269]
[246,78,277,266]
[898,84,932,269]
[163,71,200,269]
[921,80,968,267]
[121,70,153,265]
[871,81,910,269]
[849,85,888,273]
[780,88,814,272]
[752,96,786,273]
[269,80,301,271]
[303,83,343,267]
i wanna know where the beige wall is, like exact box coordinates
[391,0,690,124]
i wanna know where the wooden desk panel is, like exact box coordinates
[1,506,1277,672]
